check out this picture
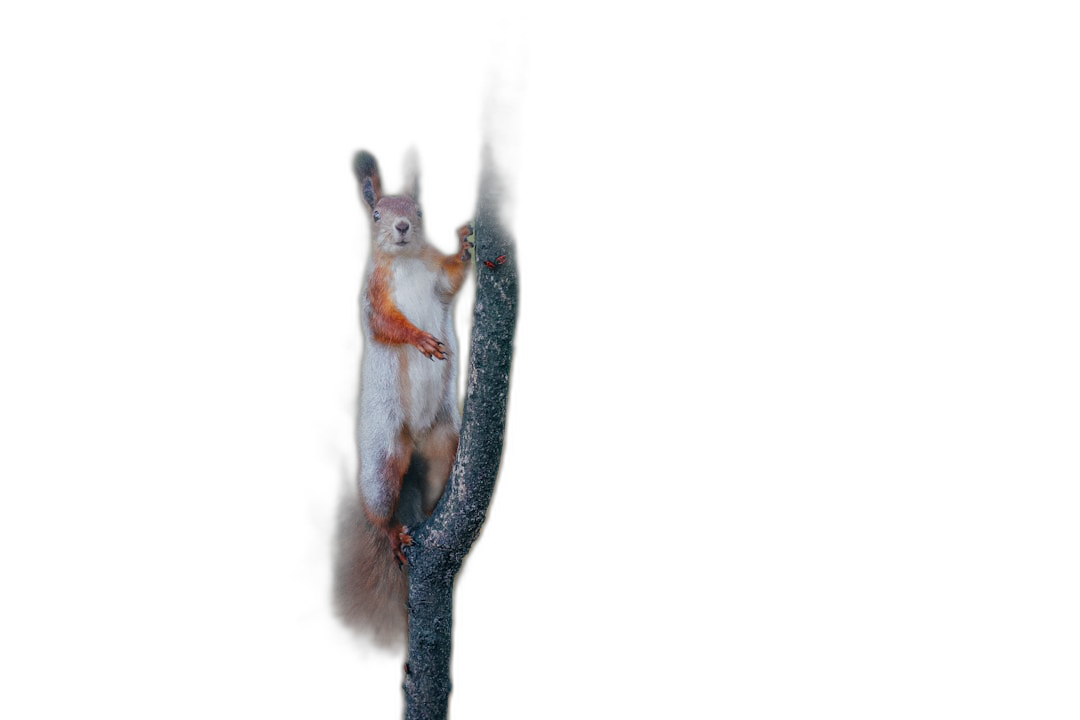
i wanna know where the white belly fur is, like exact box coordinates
[390,258,456,433]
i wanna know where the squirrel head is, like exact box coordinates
[353,150,427,256]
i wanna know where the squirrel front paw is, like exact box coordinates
[457,223,474,261]
[413,331,447,361]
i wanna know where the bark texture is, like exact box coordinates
[401,150,517,720]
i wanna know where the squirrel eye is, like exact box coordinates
[417,208,422,218]
[373,210,381,221]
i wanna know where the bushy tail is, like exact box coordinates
[332,490,408,647]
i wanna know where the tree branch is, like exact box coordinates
[401,148,518,720]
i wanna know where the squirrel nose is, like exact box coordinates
[395,221,410,234]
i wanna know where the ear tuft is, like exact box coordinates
[402,147,420,202]
[353,151,382,210]
[352,151,379,183]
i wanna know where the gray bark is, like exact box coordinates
[401,149,518,720]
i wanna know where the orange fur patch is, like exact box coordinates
[366,262,424,346]
[441,254,469,296]
[416,423,459,515]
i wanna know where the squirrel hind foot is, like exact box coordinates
[389,524,412,567]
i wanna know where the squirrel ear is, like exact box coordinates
[407,171,420,203]
[402,147,420,202]
[352,151,382,210]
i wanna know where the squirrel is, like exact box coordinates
[334,150,472,643]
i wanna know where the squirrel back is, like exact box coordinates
[334,150,472,645]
